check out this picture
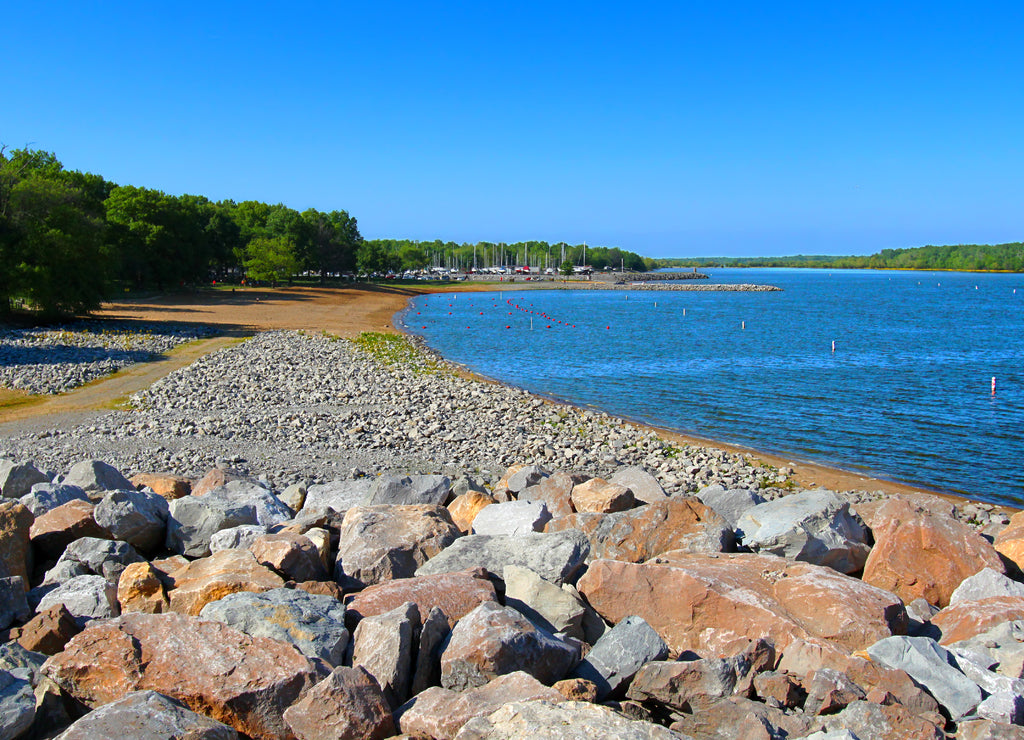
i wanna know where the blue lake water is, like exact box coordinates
[400,269,1024,506]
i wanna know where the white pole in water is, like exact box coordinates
[992,377,997,395]
[832,340,836,353]
[683,308,686,316]
[742,321,745,330]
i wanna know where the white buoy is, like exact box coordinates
[530,318,533,330]
[831,340,836,353]
[683,308,686,316]
[992,377,997,395]
[654,302,657,308]
[742,321,745,330]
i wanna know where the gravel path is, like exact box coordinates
[0,321,216,394]
[0,331,786,493]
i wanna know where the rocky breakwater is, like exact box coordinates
[0,456,1023,738]
[0,321,216,395]
[0,330,788,493]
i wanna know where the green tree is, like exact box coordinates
[560,259,574,276]
[241,236,299,284]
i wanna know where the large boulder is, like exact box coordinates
[570,615,668,699]
[54,689,239,739]
[948,620,1024,679]
[415,530,590,586]
[302,479,372,516]
[503,564,588,640]
[92,489,169,553]
[345,568,497,627]
[0,576,30,629]
[165,549,284,616]
[30,500,110,560]
[609,466,668,505]
[19,483,89,517]
[578,553,908,657]
[994,509,1024,572]
[819,700,945,739]
[250,532,328,582]
[282,666,394,740]
[735,489,870,574]
[42,611,320,740]
[363,474,450,506]
[471,500,551,536]
[570,478,635,514]
[453,700,682,740]
[949,567,1024,606]
[165,493,259,558]
[130,473,191,501]
[546,498,733,562]
[200,587,349,666]
[440,601,577,691]
[15,603,80,655]
[519,471,575,518]
[335,505,460,588]
[447,491,496,534]
[410,606,450,696]
[396,672,563,740]
[63,460,134,494]
[932,596,1024,645]
[862,496,1004,607]
[696,485,766,528]
[37,575,119,627]
[866,635,983,720]
[209,524,268,553]
[0,500,33,587]
[0,460,49,499]
[117,562,169,615]
[43,537,144,585]
[0,668,35,740]
[205,480,293,527]
[351,601,419,708]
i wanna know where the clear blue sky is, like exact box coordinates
[5,2,1022,257]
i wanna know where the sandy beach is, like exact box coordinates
[0,282,993,509]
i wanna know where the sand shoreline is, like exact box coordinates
[0,282,1003,510]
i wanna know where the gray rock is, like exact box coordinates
[335,505,461,588]
[440,602,578,692]
[451,476,487,499]
[0,461,49,499]
[36,575,119,627]
[821,700,945,739]
[352,601,420,708]
[54,689,239,739]
[504,465,548,494]
[410,606,450,697]
[200,587,348,666]
[364,474,451,507]
[453,700,683,739]
[209,524,269,553]
[950,620,1024,679]
[735,489,870,574]
[0,577,30,630]
[503,564,587,641]
[165,493,259,558]
[950,567,1024,606]
[303,479,372,516]
[415,530,590,586]
[610,466,668,505]
[19,483,88,516]
[976,692,1024,726]
[570,615,668,699]
[63,460,134,494]
[208,480,293,527]
[947,645,1024,713]
[471,500,550,536]
[866,635,982,720]
[44,537,144,585]
[696,485,766,529]
[0,642,46,688]
[0,669,35,740]
[627,658,743,711]
[279,482,306,513]
[93,489,170,553]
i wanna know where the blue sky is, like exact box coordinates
[4,2,1022,257]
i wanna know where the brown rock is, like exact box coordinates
[290,580,345,600]
[804,667,866,715]
[821,700,945,739]
[0,500,33,588]
[117,561,169,614]
[16,602,81,654]
[932,596,1024,644]
[335,504,461,588]
[166,549,284,616]
[995,510,1024,572]
[250,532,328,582]
[553,677,599,702]
[521,471,575,518]
[669,696,811,739]
[862,497,1004,607]
[410,605,450,696]
[191,468,249,496]
[447,491,496,533]
[29,499,110,560]
[577,553,907,657]
[42,611,319,740]
[351,601,419,708]
[396,671,564,740]
[345,568,497,628]
[283,666,395,740]
[546,498,733,562]
[753,671,804,709]
[570,478,635,514]
[130,473,191,500]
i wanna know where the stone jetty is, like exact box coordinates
[0,329,1021,738]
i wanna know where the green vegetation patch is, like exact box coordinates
[350,332,444,374]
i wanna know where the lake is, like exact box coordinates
[400,268,1024,506]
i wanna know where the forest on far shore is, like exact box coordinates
[658,242,1024,272]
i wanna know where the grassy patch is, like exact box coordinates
[0,389,46,412]
[351,332,442,373]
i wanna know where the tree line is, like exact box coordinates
[0,146,362,316]
[657,242,1024,272]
